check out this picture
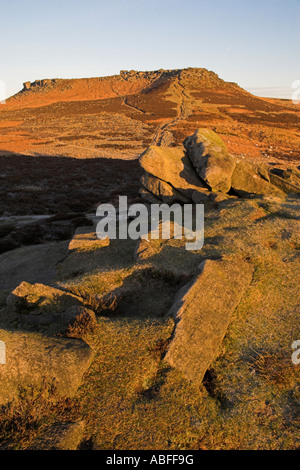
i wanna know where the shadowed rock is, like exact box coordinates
[269,168,300,195]
[165,258,254,386]
[0,329,95,404]
[140,172,190,203]
[139,187,162,204]
[0,241,68,291]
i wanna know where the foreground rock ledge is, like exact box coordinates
[0,330,95,404]
[165,258,254,386]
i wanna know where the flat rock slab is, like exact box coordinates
[0,329,95,404]
[7,281,83,311]
[0,241,68,291]
[165,258,254,386]
[6,281,95,329]
[68,226,110,252]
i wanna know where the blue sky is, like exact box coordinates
[0,0,299,98]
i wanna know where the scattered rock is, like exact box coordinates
[23,81,31,91]
[184,128,236,193]
[165,258,254,386]
[256,163,271,182]
[7,282,83,312]
[0,329,95,404]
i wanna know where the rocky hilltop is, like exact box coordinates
[12,68,239,107]
[0,67,299,164]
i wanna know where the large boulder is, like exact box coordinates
[231,161,285,197]
[0,329,95,404]
[165,258,254,386]
[139,146,209,199]
[184,128,236,193]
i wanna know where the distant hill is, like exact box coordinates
[0,68,299,164]
[7,68,242,108]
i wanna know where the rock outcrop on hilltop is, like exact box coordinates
[139,129,300,202]
[22,79,60,91]
[3,67,300,163]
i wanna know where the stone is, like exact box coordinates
[256,163,271,182]
[6,282,94,327]
[140,172,190,203]
[0,329,95,404]
[165,258,254,386]
[23,81,31,91]
[133,237,162,261]
[139,187,163,204]
[0,241,68,291]
[184,128,236,193]
[231,160,285,197]
[269,168,300,194]
[7,281,83,312]
[139,146,209,199]
[192,190,231,204]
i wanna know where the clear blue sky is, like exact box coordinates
[0,0,299,98]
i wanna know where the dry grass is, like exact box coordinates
[0,383,80,450]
